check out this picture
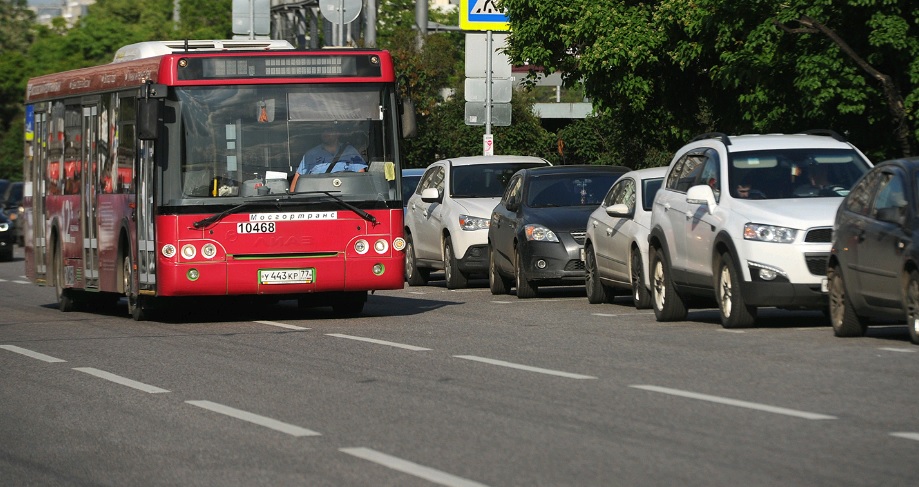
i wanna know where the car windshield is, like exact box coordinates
[451,163,544,198]
[527,173,623,208]
[729,148,871,200]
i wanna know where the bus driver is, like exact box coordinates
[289,127,367,192]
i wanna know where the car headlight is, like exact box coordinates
[0,222,8,232]
[743,223,798,243]
[459,214,490,231]
[524,224,559,242]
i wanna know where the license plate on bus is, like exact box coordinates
[259,268,314,284]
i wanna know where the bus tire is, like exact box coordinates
[332,291,366,317]
[54,241,75,312]
[123,254,145,321]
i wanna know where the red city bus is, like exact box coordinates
[24,40,416,320]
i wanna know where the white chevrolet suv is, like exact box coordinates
[648,131,872,328]
[404,155,551,289]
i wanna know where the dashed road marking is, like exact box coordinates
[879,347,916,353]
[890,432,919,442]
[187,400,321,437]
[254,320,309,331]
[327,333,431,351]
[1,345,67,363]
[340,447,490,487]
[630,385,836,420]
[74,367,170,394]
[454,355,596,379]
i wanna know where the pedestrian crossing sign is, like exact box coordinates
[459,0,510,31]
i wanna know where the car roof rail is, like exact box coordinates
[690,132,731,146]
[800,129,846,142]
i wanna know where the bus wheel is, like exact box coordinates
[123,255,146,321]
[332,291,366,317]
[54,243,75,312]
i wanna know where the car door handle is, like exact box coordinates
[663,202,671,210]
[606,228,612,236]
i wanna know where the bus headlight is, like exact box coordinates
[372,263,385,275]
[354,239,369,254]
[393,237,406,251]
[201,243,217,259]
[161,244,177,258]
[374,239,389,254]
[181,244,196,259]
[187,268,199,281]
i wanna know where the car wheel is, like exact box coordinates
[716,252,756,328]
[585,244,611,304]
[905,270,919,345]
[631,249,651,310]
[489,246,511,295]
[515,250,538,299]
[54,241,75,312]
[827,264,867,337]
[650,246,686,321]
[404,234,429,286]
[444,239,468,290]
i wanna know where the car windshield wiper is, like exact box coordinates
[296,190,378,225]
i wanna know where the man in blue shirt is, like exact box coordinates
[290,127,367,192]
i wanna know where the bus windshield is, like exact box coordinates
[162,83,398,206]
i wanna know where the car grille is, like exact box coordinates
[570,232,586,245]
[805,252,829,276]
[565,260,585,271]
[804,227,833,243]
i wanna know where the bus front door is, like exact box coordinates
[81,103,100,289]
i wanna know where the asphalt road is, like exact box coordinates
[1,246,917,486]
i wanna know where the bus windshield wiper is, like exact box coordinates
[296,190,378,225]
[192,196,292,229]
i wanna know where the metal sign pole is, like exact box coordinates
[485,30,493,137]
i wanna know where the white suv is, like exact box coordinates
[648,131,872,328]
[404,155,551,289]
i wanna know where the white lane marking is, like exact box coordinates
[186,400,321,437]
[0,278,6,282]
[453,355,596,380]
[719,329,746,334]
[591,312,650,317]
[1,345,67,363]
[408,291,428,295]
[326,333,431,351]
[13,280,31,285]
[491,300,513,304]
[630,385,836,420]
[73,367,170,394]
[879,347,916,353]
[890,432,919,441]
[340,447,490,487]
[254,320,309,331]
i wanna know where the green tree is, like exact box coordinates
[0,0,35,180]
[501,0,919,162]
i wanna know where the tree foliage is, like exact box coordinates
[501,0,919,162]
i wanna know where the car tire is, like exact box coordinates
[906,270,919,345]
[444,240,468,290]
[489,247,511,295]
[515,250,538,299]
[585,244,612,304]
[650,246,686,321]
[404,234,429,286]
[631,249,651,310]
[716,252,757,328]
[827,264,867,337]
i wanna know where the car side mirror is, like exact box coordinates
[876,206,907,226]
[421,187,441,203]
[686,184,716,211]
[606,203,632,218]
[505,199,519,212]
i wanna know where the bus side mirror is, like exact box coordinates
[137,98,161,140]
[401,98,417,139]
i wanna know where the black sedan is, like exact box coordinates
[488,165,628,298]
[827,156,919,345]
[0,210,14,261]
